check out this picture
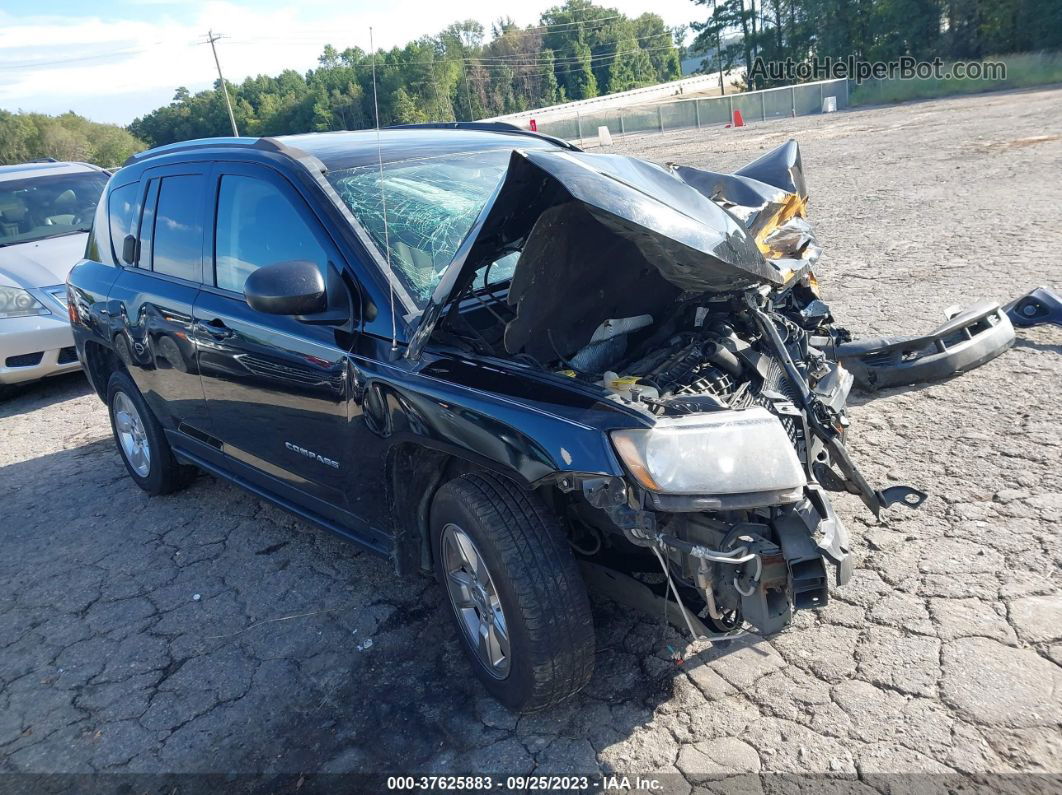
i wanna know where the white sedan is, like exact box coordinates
[0,161,109,398]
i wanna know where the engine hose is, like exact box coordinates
[703,341,744,378]
[655,532,758,566]
[650,544,703,641]
[568,527,602,556]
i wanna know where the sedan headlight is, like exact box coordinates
[610,407,806,497]
[0,286,50,319]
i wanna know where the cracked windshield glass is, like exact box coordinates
[327,149,516,307]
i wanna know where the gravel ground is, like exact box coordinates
[1,86,1061,787]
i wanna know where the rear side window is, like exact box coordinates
[214,174,328,293]
[150,175,204,281]
[108,183,139,265]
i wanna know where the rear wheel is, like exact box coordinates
[106,371,195,495]
[431,472,595,712]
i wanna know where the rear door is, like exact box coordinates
[107,165,212,435]
[192,161,366,533]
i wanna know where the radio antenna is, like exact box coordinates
[370,26,398,353]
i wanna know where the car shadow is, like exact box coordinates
[0,436,760,776]
[845,380,929,408]
[0,371,93,420]
[1012,335,1062,354]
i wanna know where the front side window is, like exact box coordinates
[214,175,328,293]
[326,149,515,308]
[151,175,204,281]
[0,170,108,248]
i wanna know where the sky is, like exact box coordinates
[1,0,702,126]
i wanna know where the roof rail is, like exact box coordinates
[386,122,580,151]
[121,135,324,169]
[28,157,59,163]
[123,136,261,167]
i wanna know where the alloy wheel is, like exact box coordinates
[441,523,511,678]
[114,391,151,478]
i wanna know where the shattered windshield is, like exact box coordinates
[327,149,514,308]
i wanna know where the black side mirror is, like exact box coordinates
[244,260,327,316]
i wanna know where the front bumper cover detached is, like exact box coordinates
[834,301,1015,391]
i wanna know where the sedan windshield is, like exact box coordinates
[0,171,108,247]
[326,149,514,308]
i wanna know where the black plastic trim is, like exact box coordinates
[171,442,393,559]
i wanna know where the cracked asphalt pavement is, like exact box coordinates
[1,87,1060,786]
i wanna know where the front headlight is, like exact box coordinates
[0,286,50,319]
[610,407,806,497]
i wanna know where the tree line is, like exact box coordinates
[692,0,1062,88]
[2,0,1059,164]
[0,111,145,168]
[128,0,682,147]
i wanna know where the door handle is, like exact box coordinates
[202,318,236,340]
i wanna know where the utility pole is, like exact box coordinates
[712,0,725,96]
[460,59,475,120]
[203,30,239,137]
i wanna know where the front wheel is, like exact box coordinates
[431,473,595,712]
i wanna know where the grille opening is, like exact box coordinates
[5,351,44,368]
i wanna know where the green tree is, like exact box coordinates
[390,87,425,124]
[0,111,144,167]
[569,40,599,99]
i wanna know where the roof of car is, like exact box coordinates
[123,124,571,172]
[0,161,103,182]
[277,126,568,170]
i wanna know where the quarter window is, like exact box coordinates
[151,175,205,281]
[108,183,139,265]
[214,175,328,293]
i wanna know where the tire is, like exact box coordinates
[431,472,595,712]
[106,371,195,495]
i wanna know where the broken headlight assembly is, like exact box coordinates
[610,407,807,511]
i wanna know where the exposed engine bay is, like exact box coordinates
[411,138,1015,639]
[439,267,874,636]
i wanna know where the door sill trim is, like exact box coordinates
[172,444,393,560]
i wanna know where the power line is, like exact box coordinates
[0,42,166,70]
[462,47,679,82]
[225,33,677,72]
[1,14,671,74]
[367,41,681,77]
[234,13,630,46]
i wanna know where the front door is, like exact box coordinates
[191,163,379,541]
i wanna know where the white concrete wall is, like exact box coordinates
[480,70,744,129]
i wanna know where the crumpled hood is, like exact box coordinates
[409,139,817,361]
[0,233,88,289]
[671,139,820,276]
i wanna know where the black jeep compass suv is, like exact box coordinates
[67,124,933,711]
